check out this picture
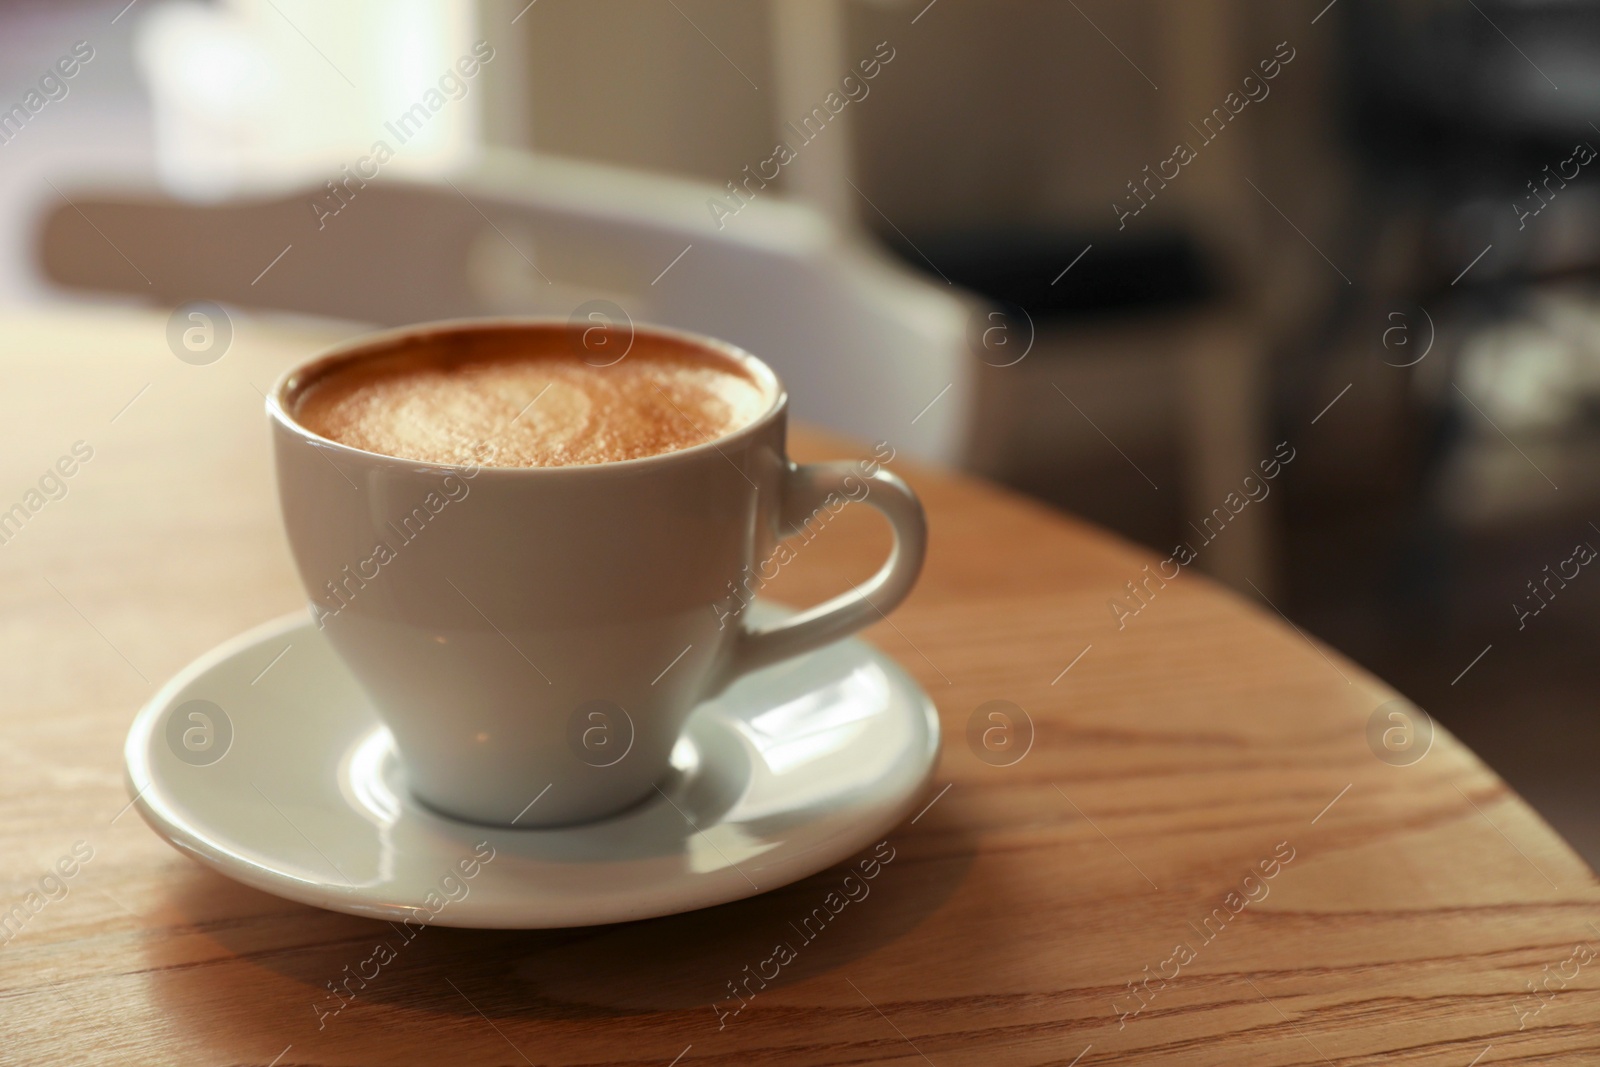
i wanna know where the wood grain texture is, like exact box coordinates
[0,308,1597,1066]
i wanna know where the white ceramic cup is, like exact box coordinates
[267,318,927,827]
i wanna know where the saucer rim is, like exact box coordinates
[125,610,943,928]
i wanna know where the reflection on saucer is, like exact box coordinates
[743,664,890,775]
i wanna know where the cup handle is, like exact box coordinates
[724,460,927,680]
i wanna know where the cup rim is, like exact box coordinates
[266,316,788,477]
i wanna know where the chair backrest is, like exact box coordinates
[33,150,977,465]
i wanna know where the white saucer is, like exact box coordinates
[124,605,941,928]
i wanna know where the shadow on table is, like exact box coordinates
[146,825,980,1053]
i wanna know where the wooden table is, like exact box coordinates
[2,307,1597,1066]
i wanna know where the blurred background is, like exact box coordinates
[4,0,1600,863]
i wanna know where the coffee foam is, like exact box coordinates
[293,332,770,468]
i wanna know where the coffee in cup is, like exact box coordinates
[293,333,769,468]
[269,319,926,827]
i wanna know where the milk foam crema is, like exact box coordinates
[293,332,770,468]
